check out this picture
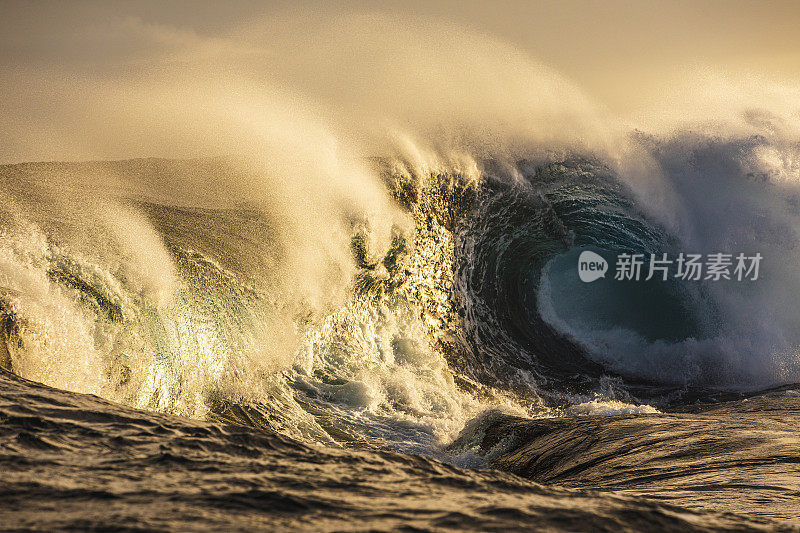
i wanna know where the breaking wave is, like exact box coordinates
[3,124,800,459]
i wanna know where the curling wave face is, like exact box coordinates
[3,133,800,526]
[3,132,800,448]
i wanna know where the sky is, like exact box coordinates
[1,0,799,163]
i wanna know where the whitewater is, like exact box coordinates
[3,8,800,531]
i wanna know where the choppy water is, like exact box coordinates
[2,140,800,530]
[2,369,796,531]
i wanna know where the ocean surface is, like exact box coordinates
[2,147,800,531]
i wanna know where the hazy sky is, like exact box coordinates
[2,0,799,162]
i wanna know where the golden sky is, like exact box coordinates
[2,0,799,162]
